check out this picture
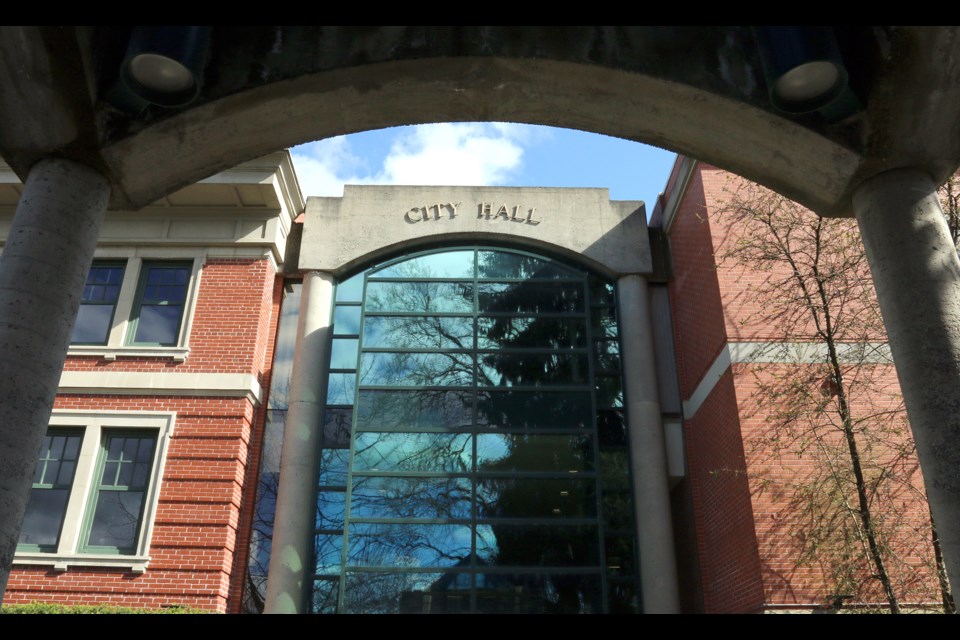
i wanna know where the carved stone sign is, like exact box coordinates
[403,202,542,226]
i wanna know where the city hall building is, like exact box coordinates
[0,152,938,613]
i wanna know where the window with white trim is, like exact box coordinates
[14,412,175,573]
[69,254,202,361]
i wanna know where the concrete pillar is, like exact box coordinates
[264,270,335,613]
[617,273,681,614]
[853,168,960,595]
[0,159,110,602]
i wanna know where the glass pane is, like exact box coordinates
[476,524,600,567]
[595,376,624,408]
[356,390,473,431]
[476,391,593,430]
[72,305,114,344]
[327,373,356,405]
[55,460,76,486]
[19,488,70,548]
[477,251,576,280]
[476,434,594,473]
[360,352,473,387]
[478,282,583,313]
[474,573,602,614]
[477,478,597,519]
[322,408,352,449]
[366,282,473,313]
[86,490,145,551]
[333,305,361,335]
[314,534,344,574]
[343,572,467,614]
[591,307,618,338]
[350,477,472,520]
[594,339,621,371]
[317,491,346,531]
[319,449,350,487]
[588,276,616,307]
[478,316,586,350]
[372,251,475,279]
[363,316,474,350]
[353,433,473,473]
[602,490,634,531]
[133,304,184,344]
[311,578,340,614]
[330,338,360,370]
[599,451,631,491]
[478,353,589,387]
[597,410,626,447]
[336,274,364,302]
[346,523,472,569]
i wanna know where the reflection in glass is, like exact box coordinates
[594,339,621,372]
[335,273,364,302]
[357,390,472,431]
[86,490,146,550]
[350,477,472,520]
[366,281,474,313]
[333,305,361,335]
[343,572,466,614]
[322,408,352,449]
[327,373,356,404]
[330,338,360,369]
[347,524,472,568]
[314,534,344,574]
[319,449,350,487]
[595,376,624,408]
[476,390,593,430]
[312,578,340,614]
[591,307,618,338]
[361,352,473,387]
[373,250,475,279]
[317,491,346,532]
[474,573,602,614]
[476,434,594,473]
[476,524,600,567]
[478,282,583,314]
[477,478,597,519]
[477,251,576,280]
[478,316,586,350]
[353,433,472,473]
[363,315,474,350]
[479,352,588,387]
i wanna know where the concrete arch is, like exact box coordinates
[104,57,859,216]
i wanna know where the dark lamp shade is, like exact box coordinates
[120,27,211,108]
[753,27,848,114]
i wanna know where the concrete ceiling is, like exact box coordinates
[0,26,958,218]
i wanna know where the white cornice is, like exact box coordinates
[58,371,263,404]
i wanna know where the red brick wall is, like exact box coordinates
[8,256,279,613]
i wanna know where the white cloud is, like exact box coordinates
[290,123,528,197]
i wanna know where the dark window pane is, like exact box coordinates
[130,263,190,345]
[319,449,350,487]
[72,305,115,344]
[333,306,361,335]
[594,339,621,371]
[350,477,472,520]
[353,433,473,473]
[476,524,600,567]
[366,281,474,313]
[588,276,616,307]
[356,390,473,431]
[476,391,593,431]
[360,352,473,387]
[373,251,474,279]
[478,316,586,350]
[595,376,624,408]
[478,282,583,313]
[346,524,471,568]
[475,573,602,614]
[478,353,589,387]
[19,488,71,548]
[597,410,627,447]
[363,316,474,350]
[477,478,597,520]
[477,251,577,280]
[322,408,352,449]
[591,307,618,338]
[476,434,594,473]
[86,490,145,551]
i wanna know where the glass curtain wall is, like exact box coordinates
[308,247,640,614]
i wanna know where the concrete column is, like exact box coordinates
[853,168,960,594]
[617,274,681,614]
[0,159,110,601]
[264,270,335,613]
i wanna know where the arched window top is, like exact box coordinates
[367,247,584,281]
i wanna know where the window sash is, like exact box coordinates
[126,261,193,347]
[71,261,126,345]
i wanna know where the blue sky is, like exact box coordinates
[289,123,678,212]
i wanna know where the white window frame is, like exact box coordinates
[68,248,205,362]
[13,411,176,573]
